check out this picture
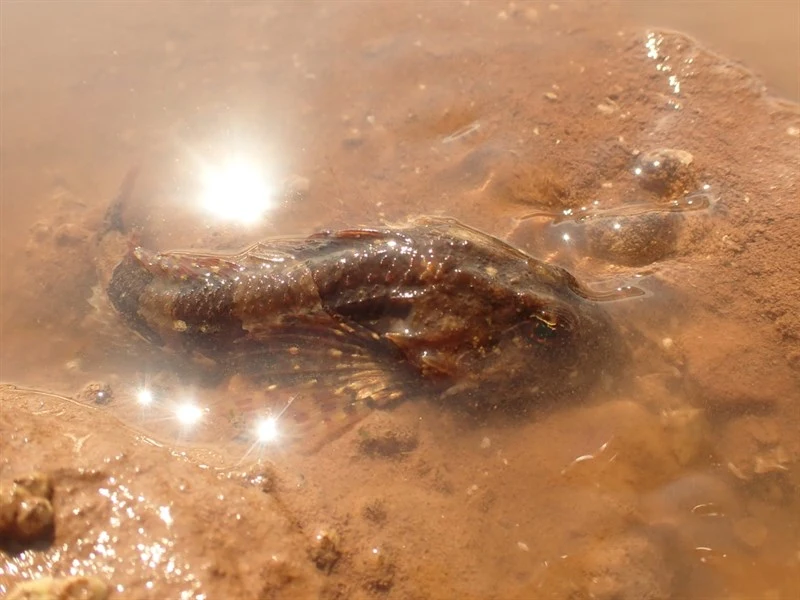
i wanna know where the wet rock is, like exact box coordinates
[6,576,110,600]
[356,414,418,458]
[309,529,341,573]
[0,473,55,546]
[76,382,113,405]
[633,148,696,197]
[582,211,681,266]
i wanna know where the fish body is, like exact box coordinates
[108,216,620,410]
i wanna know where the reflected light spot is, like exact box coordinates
[175,402,203,426]
[137,389,154,406]
[158,506,173,526]
[612,222,621,231]
[255,416,280,444]
[200,157,274,224]
[561,233,571,242]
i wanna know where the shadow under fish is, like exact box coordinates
[101,176,630,454]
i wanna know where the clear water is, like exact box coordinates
[1,2,798,598]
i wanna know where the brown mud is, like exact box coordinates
[1,2,799,599]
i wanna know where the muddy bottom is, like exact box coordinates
[1,2,799,599]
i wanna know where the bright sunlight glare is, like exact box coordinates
[175,402,204,426]
[136,388,154,406]
[254,416,280,444]
[200,157,274,224]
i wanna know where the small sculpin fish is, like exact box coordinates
[106,215,624,419]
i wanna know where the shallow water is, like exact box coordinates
[1,2,799,599]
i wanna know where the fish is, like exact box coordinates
[106,215,623,418]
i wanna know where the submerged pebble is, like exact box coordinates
[633,148,696,197]
[581,210,681,266]
[0,472,55,546]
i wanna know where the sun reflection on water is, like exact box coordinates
[197,155,275,224]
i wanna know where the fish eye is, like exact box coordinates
[532,317,559,340]
[528,309,574,342]
[537,310,559,328]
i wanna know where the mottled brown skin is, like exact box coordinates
[107,216,620,409]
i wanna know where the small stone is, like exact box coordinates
[633,148,695,198]
[7,576,110,600]
[787,126,799,137]
[582,211,681,267]
[309,529,341,573]
[480,437,491,449]
[342,128,364,147]
[517,541,530,552]
[0,476,55,545]
[544,92,559,101]
[77,382,114,405]
[597,102,618,115]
